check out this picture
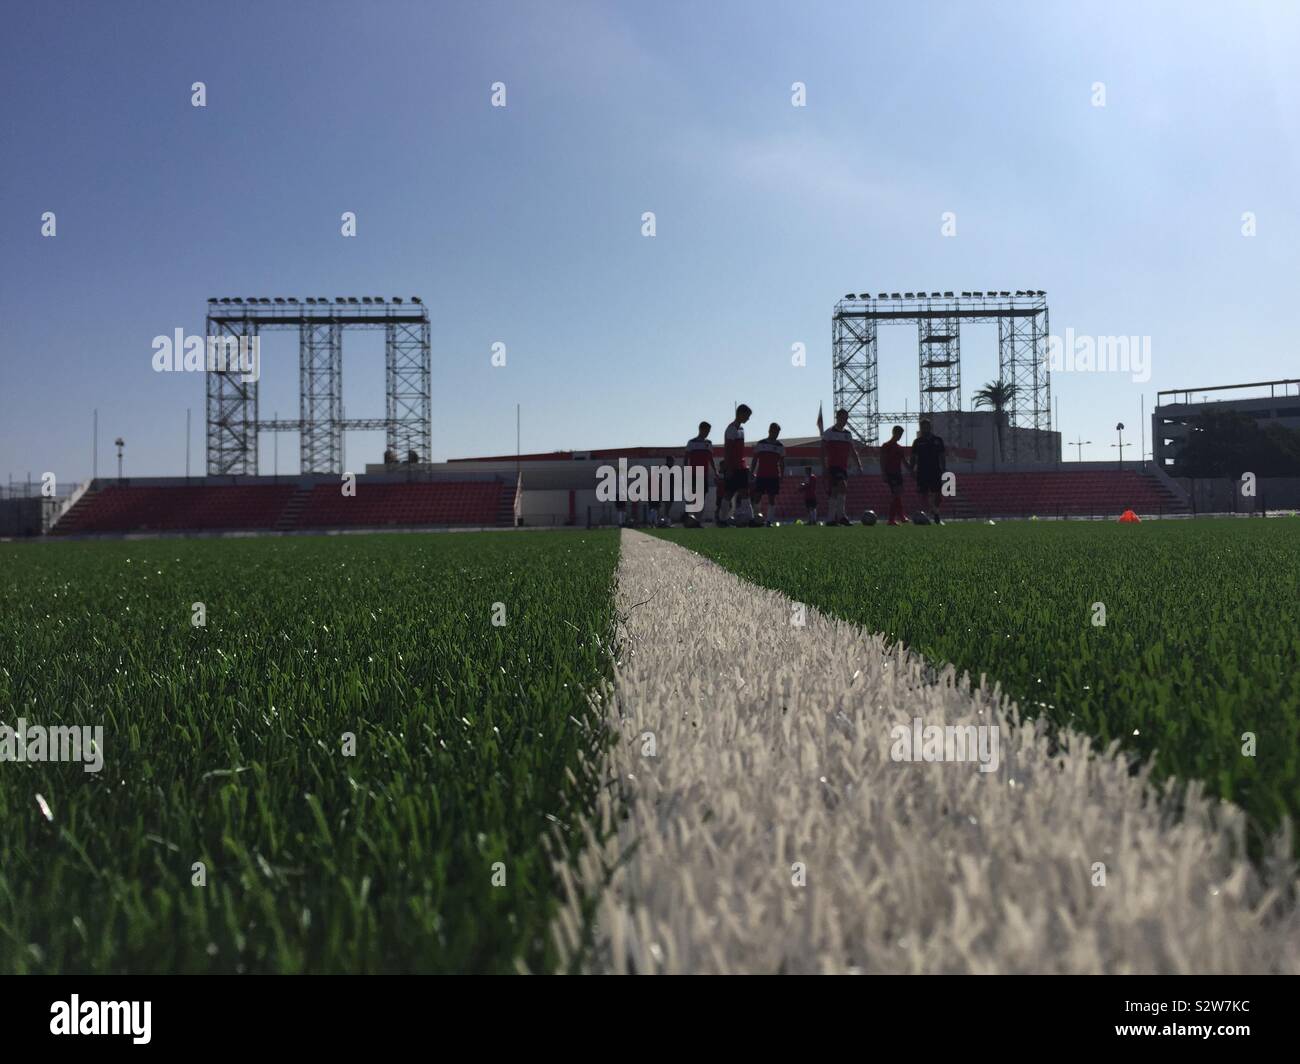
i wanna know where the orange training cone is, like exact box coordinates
[1118,509,1140,523]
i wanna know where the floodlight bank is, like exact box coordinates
[552,529,1300,974]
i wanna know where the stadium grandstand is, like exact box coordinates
[43,473,519,537]
[9,445,1188,539]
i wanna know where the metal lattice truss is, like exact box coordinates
[205,298,431,475]
[300,322,342,474]
[386,320,431,463]
[919,316,961,417]
[998,307,1051,462]
[206,318,260,476]
[831,313,878,448]
[832,290,1050,456]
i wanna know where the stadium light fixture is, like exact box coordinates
[233,297,243,304]
[1015,290,1025,296]
[362,297,373,304]
[930,291,940,297]
[961,291,971,298]
[944,291,954,297]
[392,297,403,304]
[877,292,887,299]
[411,297,422,304]
[274,297,286,304]
[1000,291,1010,297]
[207,297,216,303]
[348,297,359,304]
[306,298,316,304]
[890,292,901,299]
[905,292,914,299]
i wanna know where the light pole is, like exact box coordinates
[114,437,125,482]
[1070,436,1092,463]
[1111,422,1125,469]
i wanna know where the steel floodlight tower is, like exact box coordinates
[206,298,431,475]
[998,304,1051,461]
[386,318,431,463]
[206,316,260,476]
[831,309,878,448]
[832,291,1050,459]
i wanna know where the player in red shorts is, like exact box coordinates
[722,404,753,525]
[820,409,862,525]
[749,422,785,526]
[682,422,717,528]
[879,424,907,526]
[800,465,818,524]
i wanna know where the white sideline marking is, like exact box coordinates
[552,529,1300,974]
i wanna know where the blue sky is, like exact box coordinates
[2,0,1298,483]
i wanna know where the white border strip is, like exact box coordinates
[553,529,1299,974]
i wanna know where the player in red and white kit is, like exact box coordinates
[722,404,753,525]
[682,422,718,528]
[800,465,818,524]
[749,422,785,526]
[820,409,862,525]
[879,425,907,525]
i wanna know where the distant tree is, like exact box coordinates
[972,380,1018,467]
[1177,410,1300,477]
[1263,424,1300,473]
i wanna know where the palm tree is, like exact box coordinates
[972,380,1017,468]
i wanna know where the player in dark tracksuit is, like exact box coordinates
[908,418,947,524]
